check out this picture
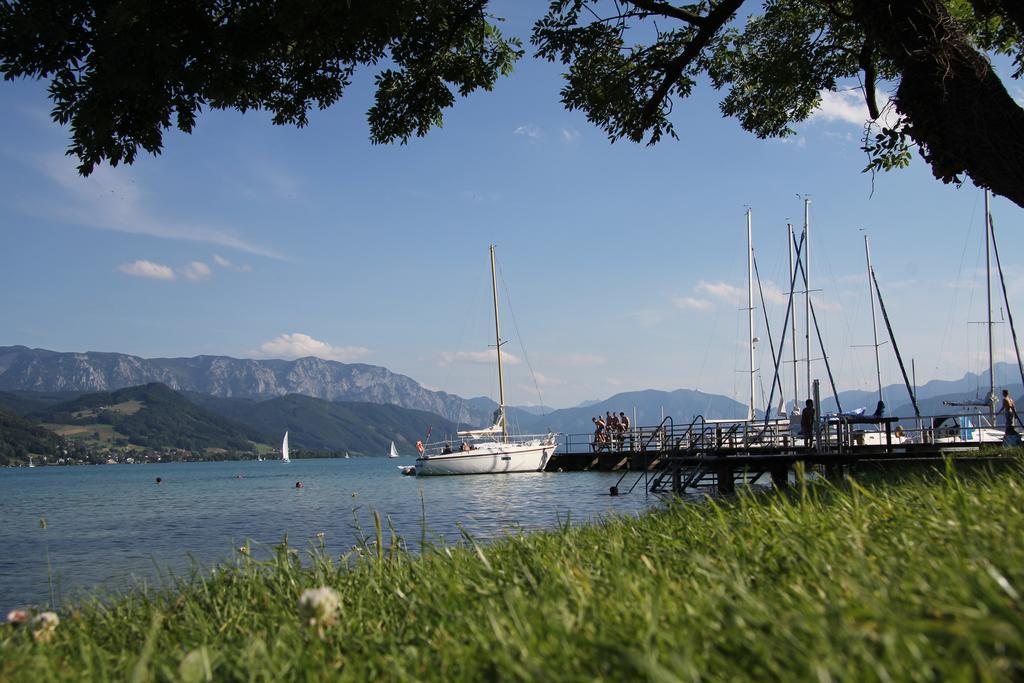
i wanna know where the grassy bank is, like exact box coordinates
[3,461,1024,681]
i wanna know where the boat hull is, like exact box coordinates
[415,441,556,476]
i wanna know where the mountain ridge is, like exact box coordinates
[0,345,491,426]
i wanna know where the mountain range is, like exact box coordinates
[3,346,1022,456]
[821,362,1023,416]
[0,345,492,426]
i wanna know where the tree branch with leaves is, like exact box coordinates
[2,0,1023,208]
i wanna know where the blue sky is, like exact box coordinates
[2,3,1024,411]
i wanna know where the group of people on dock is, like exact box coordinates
[592,411,631,451]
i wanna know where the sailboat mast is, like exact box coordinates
[747,209,756,421]
[489,245,507,442]
[788,223,799,409]
[864,235,883,403]
[985,189,995,413]
[804,198,812,399]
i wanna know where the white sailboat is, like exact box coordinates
[389,441,399,458]
[27,455,35,468]
[414,245,558,476]
[281,431,290,462]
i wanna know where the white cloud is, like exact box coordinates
[812,89,869,126]
[438,350,522,366]
[673,296,714,311]
[251,333,371,362]
[513,124,542,140]
[696,280,745,306]
[28,154,285,260]
[758,280,791,306]
[558,353,608,367]
[529,371,563,387]
[560,127,581,143]
[179,261,211,281]
[212,253,252,272]
[674,279,791,312]
[118,260,175,280]
[810,88,901,129]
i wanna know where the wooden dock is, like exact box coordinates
[545,414,1006,496]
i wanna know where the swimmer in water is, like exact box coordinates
[295,481,303,489]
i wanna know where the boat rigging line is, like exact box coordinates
[864,235,884,405]
[497,259,549,425]
[792,231,844,414]
[762,230,807,426]
[752,255,780,402]
[763,226,844,425]
[988,208,1024,392]
[868,247,921,418]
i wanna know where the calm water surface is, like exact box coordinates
[0,458,662,610]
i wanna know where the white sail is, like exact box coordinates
[281,431,290,462]
[389,441,399,458]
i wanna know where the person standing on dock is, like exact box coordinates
[801,399,816,449]
[996,390,1018,437]
[607,412,619,448]
[592,416,606,451]
[619,412,631,450]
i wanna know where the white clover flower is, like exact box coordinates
[298,587,341,629]
[6,609,29,626]
[32,611,59,642]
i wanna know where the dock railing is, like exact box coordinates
[562,416,795,455]
[562,408,1013,459]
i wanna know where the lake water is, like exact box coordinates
[0,458,662,611]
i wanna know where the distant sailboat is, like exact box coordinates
[281,431,290,463]
[344,452,350,459]
[27,455,35,468]
[389,441,399,458]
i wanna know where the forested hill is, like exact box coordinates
[0,409,65,466]
[30,383,263,451]
[184,393,457,454]
[0,390,80,416]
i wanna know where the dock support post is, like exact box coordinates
[716,462,735,495]
[770,464,789,489]
[824,461,844,481]
[672,465,682,494]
